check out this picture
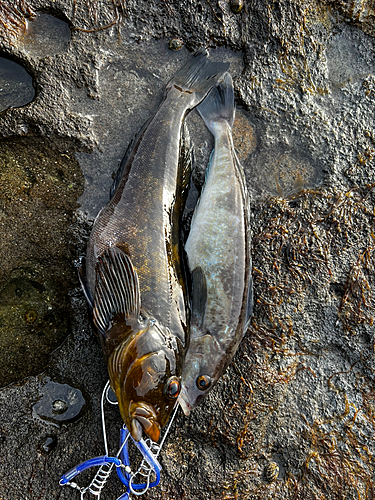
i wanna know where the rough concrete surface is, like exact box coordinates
[0,0,374,499]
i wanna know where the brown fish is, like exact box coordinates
[83,51,229,441]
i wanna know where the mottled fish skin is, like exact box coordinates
[84,51,230,440]
[178,73,253,415]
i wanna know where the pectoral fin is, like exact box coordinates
[191,266,207,329]
[93,246,141,335]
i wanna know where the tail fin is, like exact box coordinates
[167,49,230,106]
[197,72,234,136]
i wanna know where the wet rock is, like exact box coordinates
[0,1,374,500]
[0,136,84,386]
[20,12,71,58]
[0,136,84,282]
[33,380,86,425]
[232,109,257,163]
[0,271,72,387]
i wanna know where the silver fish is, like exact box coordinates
[178,73,253,415]
[83,51,229,441]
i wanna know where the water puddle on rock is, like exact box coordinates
[0,11,70,113]
[20,12,71,58]
[246,139,324,199]
[327,24,375,90]
[0,57,35,112]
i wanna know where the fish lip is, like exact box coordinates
[131,417,143,441]
[177,387,191,416]
[130,402,161,442]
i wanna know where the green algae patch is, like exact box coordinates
[0,269,71,387]
[0,136,84,387]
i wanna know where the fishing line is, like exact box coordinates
[60,380,179,499]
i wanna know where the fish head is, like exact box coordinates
[178,355,213,416]
[178,333,217,415]
[109,318,184,442]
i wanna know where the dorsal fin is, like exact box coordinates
[191,266,207,329]
[110,117,152,199]
[170,121,193,309]
[93,246,141,335]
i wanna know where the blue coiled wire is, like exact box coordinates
[60,455,121,485]
[60,426,161,498]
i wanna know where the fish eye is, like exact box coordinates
[165,377,180,399]
[196,375,211,391]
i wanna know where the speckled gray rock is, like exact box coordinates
[0,1,374,499]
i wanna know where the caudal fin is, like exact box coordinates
[197,72,234,136]
[168,49,230,106]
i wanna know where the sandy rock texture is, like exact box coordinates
[0,1,374,499]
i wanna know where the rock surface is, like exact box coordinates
[0,1,374,499]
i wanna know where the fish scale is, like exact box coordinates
[88,93,191,338]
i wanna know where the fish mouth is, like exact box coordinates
[130,401,161,442]
[177,386,191,416]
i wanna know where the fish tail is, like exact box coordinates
[168,49,230,105]
[197,72,234,136]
